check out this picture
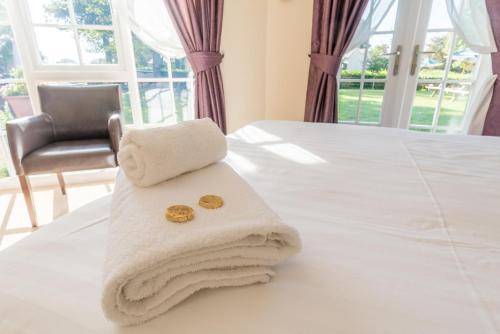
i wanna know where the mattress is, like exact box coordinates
[0,120,499,334]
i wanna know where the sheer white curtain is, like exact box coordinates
[348,0,396,53]
[127,0,184,58]
[446,0,497,134]
[446,0,496,54]
[464,58,496,134]
[466,75,497,134]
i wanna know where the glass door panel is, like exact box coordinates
[338,0,399,125]
[408,0,480,133]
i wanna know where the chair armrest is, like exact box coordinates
[108,113,122,153]
[6,114,54,175]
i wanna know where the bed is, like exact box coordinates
[0,120,499,334]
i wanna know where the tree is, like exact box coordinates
[366,44,389,72]
[427,34,453,66]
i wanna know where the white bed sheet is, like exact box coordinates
[0,120,499,334]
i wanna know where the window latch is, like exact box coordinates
[382,45,402,76]
[411,44,437,76]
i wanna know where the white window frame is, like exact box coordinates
[18,0,125,70]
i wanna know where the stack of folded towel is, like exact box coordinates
[101,118,301,326]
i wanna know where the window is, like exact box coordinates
[0,0,194,181]
[26,0,119,66]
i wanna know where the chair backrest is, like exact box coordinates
[38,84,121,141]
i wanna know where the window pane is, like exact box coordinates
[438,83,470,129]
[0,81,33,179]
[139,82,174,124]
[375,0,398,32]
[118,83,132,124]
[418,32,452,80]
[171,57,191,78]
[74,0,112,25]
[435,128,460,134]
[28,0,71,24]
[0,27,24,79]
[0,82,32,120]
[338,82,360,122]
[359,82,384,123]
[35,27,78,64]
[79,29,117,64]
[410,83,438,126]
[409,127,432,133]
[133,34,169,78]
[449,36,478,81]
[0,0,8,22]
[340,34,393,80]
[427,0,453,30]
[341,47,365,78]
[0,144,9,178]
[365,34,393,79]
[173,82,193,122]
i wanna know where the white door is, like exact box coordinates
[339,0,484,134]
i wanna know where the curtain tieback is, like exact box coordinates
[309,53,342,76]
[187,52,224,74]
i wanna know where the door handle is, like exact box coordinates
[382,45,402,76]
[410,44,437,76]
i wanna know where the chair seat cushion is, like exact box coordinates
[22,139,116,174]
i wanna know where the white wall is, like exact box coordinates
[221,0,313,132]
[221,0,267,133]
[264,0,313,122]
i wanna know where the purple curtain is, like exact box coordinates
[304,0,369,123]
[484,0,500,136]
[163,0,226,133]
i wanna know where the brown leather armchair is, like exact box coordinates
[6,84,123,227]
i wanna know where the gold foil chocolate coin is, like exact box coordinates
[165,205,194,223]
[198,195,224,209]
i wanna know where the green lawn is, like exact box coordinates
[339,88,467,128]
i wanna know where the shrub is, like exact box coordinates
[340,70,387,89]
[340,69,388,79]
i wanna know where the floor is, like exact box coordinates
[0,181,115,251]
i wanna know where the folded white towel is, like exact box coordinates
[118,118,227,187]
[102,162,301,326]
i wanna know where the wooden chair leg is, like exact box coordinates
[57,172,66,195]
[18,175,37,228]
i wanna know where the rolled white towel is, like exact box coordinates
[102,162,301,326]
[118,118,227,187]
